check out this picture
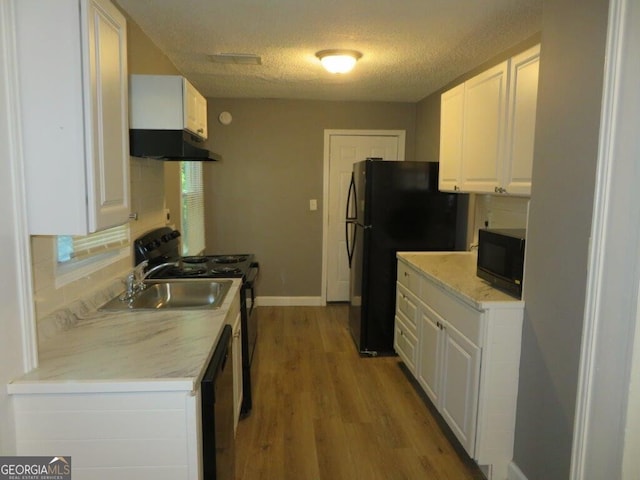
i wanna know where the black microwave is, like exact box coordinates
[477,228,526,298]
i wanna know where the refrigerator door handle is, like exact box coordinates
[346,221,357,268]
[345,172,357,221]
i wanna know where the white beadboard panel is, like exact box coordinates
[16,438,187,467]
[14,409,187,440]
[72,466,188,480]
[12,392,189,409]
[185,390,201,480]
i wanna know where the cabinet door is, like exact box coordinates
[184,79,208,139]
[461,61,508,193]
[440,323,481,456]
[439,83,465,192]
[503,45,540,196]
[232,312,243,434]
[417,308,442,406]
[86,0,130,231]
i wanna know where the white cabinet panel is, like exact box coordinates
[417,308,442,405]
[440,323,481,454]
[394,314,418,374]
[13,390,200,480]
[130,75,208,140]
[439,83,465,192]
[16,0,130,235]
[461,61,508,193]
[503,45,541,195]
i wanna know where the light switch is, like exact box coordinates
[309,199,318,211]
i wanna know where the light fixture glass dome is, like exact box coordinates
[316,49,362,74]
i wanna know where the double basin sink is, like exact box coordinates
[99,279,233,311]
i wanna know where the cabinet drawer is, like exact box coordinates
[396,284,418,331]
[420,278,483,345]
[395,315,418,374]
[397,261,421,293]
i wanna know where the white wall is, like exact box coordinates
[0,0,31,454]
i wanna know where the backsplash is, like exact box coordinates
[30,157,168,326]
[471,194,530,244]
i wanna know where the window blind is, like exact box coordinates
[57,224,130,263]
[181,161,205,256]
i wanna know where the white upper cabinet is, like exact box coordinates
[15,0,130,235]
[439,83,465,192]
[460,61,508,193]
[130,75,208,140]
[503,45,541,195]
[439,45,540,196]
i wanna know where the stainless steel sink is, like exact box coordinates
[99,280,232,311]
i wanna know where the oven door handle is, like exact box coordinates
[244,265,258,315]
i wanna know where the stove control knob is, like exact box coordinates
[161,234,172,243]
[171,231,181,238]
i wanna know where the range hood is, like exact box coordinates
[129,130,221,162]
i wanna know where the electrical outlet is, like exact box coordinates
[309,199,318,211]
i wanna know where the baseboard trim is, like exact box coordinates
[508,461,528,480]
[256,296,325,307]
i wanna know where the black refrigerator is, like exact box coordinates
[345,159,468,355]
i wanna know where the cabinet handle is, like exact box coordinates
[454,185,460,191]
[197,128,204,133]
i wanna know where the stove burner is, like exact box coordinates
[212,266,242,274]
[182,256,209,264]
[213,255,248,264]
[164,266,208,277]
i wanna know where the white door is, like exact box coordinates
[325,131,405,302]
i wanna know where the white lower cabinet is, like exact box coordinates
[439,321,481,454]
[231,311,243,434]
[395,258,523,480]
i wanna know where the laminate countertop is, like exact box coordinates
[397,251,523,310]
[7,279,242,395]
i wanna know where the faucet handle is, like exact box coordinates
[133,261,149,282]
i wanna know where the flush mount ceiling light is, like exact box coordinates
[316,49,362,74]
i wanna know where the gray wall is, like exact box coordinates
[201,99,416,297]
[512,0,609,478]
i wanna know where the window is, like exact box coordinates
[181,161,205,256]
[56,224,130,286]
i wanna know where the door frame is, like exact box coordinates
[321,129,406,304]
[570,0,640,476]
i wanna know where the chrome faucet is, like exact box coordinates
[120,260,179,301]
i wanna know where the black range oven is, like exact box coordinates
[134,227,259,415]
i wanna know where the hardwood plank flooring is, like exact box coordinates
[235,305,485,480]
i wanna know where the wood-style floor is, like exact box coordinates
[235,305,484,480]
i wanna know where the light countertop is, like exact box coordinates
[8,279,242,395]
[397,251,523,310]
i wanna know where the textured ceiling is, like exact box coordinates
[115,0,542,102]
